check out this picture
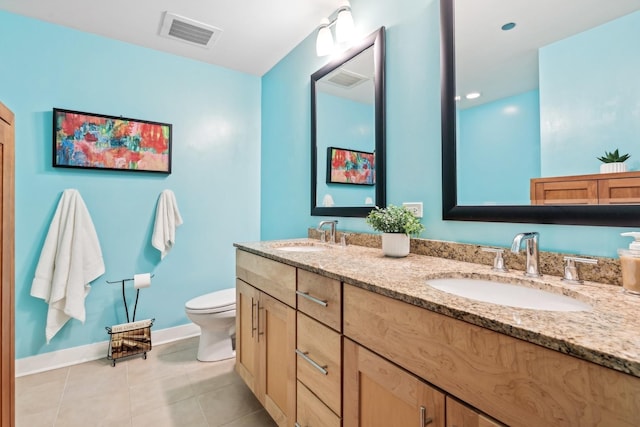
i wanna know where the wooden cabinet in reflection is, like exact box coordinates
[530,171,640,205]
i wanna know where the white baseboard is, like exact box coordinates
[15,322,200,377]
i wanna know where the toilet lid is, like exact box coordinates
[186,288,236,312]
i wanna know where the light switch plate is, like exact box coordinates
[403,202,423,218]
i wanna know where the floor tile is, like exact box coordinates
[15,407,57,427]
[198,382,263,427]
[187,358,241,395]
[221,409,278,427]
[129,372,194,414]
[56,389,131,427]
[131,396,208,427]
[14,338,279,427]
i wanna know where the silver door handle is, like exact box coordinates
[251,298,257,338]
[420,406,433,426]
[296,290,328,307]
[295,349,328,375]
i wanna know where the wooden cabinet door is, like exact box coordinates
[344,339,445,427]
[446,397,503,427]
[259,293,296,427]
[235,279,260,394]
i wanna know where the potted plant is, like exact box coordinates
[365,205,425,257]
[598,149,630,173]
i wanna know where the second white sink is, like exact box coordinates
[427,278,591,312]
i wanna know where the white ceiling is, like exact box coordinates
[455,0,640,108]
[0,0,350,76]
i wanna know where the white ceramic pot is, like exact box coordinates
[381,233,410,257]
[600,162,627,173]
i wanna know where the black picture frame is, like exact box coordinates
[326,146,375,186]
[53,108,172,174]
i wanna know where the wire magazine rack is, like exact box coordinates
[105,276,154,366]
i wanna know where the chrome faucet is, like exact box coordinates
[317,220,338,244]
[510,232,541,277]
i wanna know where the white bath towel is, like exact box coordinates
[31,189,105,343]
[151,189,183,259]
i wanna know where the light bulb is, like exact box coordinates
[316,21,333,56]
[335,8,354,43]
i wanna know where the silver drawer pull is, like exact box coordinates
[295,349,328,375]
[295,423,301,427]
[420,406,433,426]
[296,290,328,307]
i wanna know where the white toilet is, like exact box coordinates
[185,287,236,362]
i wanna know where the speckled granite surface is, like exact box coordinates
[235,238,640,378]
[308,229,622,286]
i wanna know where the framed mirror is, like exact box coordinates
[311,27,385,217]
[441,0,640,226]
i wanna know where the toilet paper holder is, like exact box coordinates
[105,274,155,366]
[106,274,154,323]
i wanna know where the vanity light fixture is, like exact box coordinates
[316,2,355,56]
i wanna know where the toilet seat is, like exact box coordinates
[185,288,236,314]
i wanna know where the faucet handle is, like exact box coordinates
[340,233,351,247]
[481,247,508,272]
[319,230,326,243]
[562,256,598,284]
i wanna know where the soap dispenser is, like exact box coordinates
[619,232,640,295]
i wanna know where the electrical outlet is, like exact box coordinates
[403,202,423,218]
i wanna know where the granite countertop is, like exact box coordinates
[235,238,640,378]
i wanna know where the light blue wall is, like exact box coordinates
[316,92,375,207]
[539,10,640,176]
[261,0,636,258]
[0,11,261,358]
[457,90,540,205]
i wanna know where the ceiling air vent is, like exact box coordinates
[326,68,368,88]
[159,12,222,49]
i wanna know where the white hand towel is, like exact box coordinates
[31,189,105,343]
[151,189,183,259]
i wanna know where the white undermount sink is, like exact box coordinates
[427,278,591,312]
[271,242,329,252]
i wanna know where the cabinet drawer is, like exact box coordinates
[297,269,342,332]
[296,312,342,416]
[297,381,341,427]
[236,249,296,307]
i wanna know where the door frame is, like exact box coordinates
[0,101,15,427]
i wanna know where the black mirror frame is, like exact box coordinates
[311,27,386,217]
[440,0,640,227]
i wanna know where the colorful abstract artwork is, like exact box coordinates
[326,147,375,185]
[53,108,172,173]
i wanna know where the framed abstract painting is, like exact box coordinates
[326,146,375,185]
[53,108,172,174]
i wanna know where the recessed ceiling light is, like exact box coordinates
[465,92,481,100]
[501,22,516,31]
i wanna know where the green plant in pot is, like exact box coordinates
[366,205,425,257]
[598,149,630,173]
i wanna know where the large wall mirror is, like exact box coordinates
[441,0,640,226]
[311,27,385,217]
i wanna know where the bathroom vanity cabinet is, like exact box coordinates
[343,284,637,426]
[236,251,296,427]
[235,244,640,427]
